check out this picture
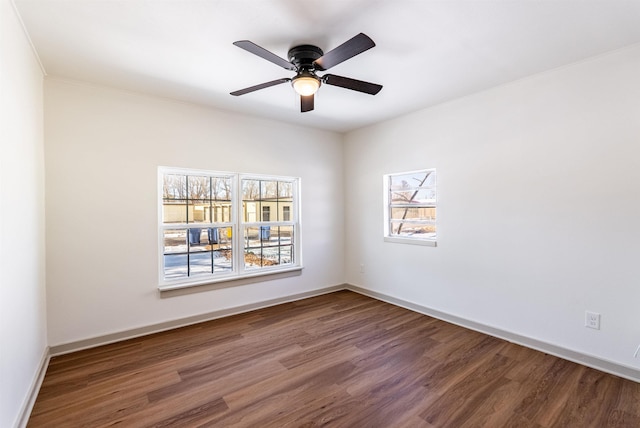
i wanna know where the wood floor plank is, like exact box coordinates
[28,290,640,427]
[211,366,356,427]
[146,348,295,405]
[420,353,516,426]
[511,358,584,427]
[223,346,364,411]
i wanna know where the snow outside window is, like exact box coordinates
[159,168,301,290]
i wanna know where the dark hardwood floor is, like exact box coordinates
[28,290,640,427]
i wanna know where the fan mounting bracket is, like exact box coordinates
[287,45,324,70]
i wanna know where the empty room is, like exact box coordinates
[3,0,640,426]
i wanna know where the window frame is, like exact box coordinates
[239,174,299,273]
[383,168,437,247]
[158,167,302,290]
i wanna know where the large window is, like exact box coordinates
[159,168,300,289]
[384,169,436,246]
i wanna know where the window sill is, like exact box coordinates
[384,236,437,247]
[159,265,304,292]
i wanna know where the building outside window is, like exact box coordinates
[159,168,301,289]
[383,169,436,246]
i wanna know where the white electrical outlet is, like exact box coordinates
[585,311,600,330]
[359,264,365,274]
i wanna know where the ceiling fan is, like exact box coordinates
[230,33,383,113]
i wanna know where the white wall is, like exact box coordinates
[344,45,640,371]
[44,79,344,346]
[0,1,47,426]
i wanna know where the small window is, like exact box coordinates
[384,169,436,246]
[262,206,271,221]
[159,168,301,289]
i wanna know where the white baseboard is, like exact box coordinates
[15,346,50,428]
[345,284,640,383]
[50,284,345,356]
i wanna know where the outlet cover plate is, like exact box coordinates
[585,311,600,330]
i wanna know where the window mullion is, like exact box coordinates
[235,174,243,275]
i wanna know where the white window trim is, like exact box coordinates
[383,236,437,247]
[158,167,302,291]
[383,168,437,246]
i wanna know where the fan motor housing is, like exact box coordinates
[288,45,324,70]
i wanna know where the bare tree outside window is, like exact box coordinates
[163,174,186,200]
[385,169,436,243]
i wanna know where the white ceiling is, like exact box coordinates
[14,0,640,133]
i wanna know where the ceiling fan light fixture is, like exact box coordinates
[292,75,320,96]
[231,34,382,112]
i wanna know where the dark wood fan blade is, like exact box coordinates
[230,78,290,96]
[322,74,382,95]
[301,94,314,112]
[313,33,375,71]
[233,41,296,70]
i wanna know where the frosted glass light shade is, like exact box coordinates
[292,76,320,96]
